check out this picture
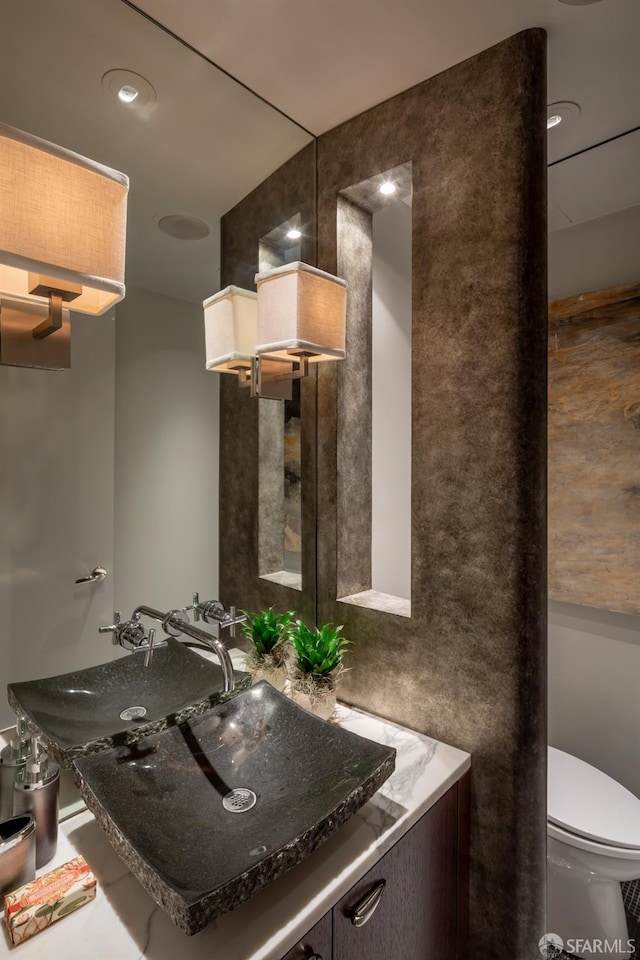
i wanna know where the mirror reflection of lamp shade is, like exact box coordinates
[254,262,347,362]
[0,123,128,315]
[203,285,258,374]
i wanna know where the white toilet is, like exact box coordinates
[547,747,640,960]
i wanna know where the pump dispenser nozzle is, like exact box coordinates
[0,715,32,821]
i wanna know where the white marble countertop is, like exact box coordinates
[0,653,470,960]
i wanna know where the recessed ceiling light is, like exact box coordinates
[286,228,302,240]
[379,182,396,196]
[118,85,139,104]
[157,215,211,241]
[547,101,581,131]
[102,70,156,109]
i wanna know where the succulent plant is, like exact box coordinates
[290,621,351,678]
[241,607,294,659]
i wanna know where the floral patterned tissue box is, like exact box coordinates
[4,855,96,945]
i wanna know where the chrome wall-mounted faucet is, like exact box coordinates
[113,605,235,692]
[184,593,247,639]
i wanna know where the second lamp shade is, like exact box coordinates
[204,285,257,373]
[255,261,347,363]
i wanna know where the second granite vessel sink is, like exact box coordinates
[8,640,250,766]
[73,682,396,934]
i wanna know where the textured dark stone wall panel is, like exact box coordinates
[316,30,547,959]
[336,197,373,598]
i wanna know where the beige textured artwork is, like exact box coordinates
[548,283,640,615]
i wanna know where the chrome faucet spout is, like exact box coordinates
[130,605,235,693]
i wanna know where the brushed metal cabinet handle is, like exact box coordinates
[350,879,386,927]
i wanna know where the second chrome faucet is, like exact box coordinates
[99,596,246,694]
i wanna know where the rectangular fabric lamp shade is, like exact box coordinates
[0,123,128,316]
[255,261,347,362]
[204,285,258,373]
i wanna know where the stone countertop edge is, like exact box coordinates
[0,700,470,960]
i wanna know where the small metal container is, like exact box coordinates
[0,814,36,900]
[13,737,59,869]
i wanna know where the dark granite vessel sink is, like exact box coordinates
[8,640,250,767]
[73,682,396,935]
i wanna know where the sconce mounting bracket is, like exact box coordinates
[0,298,71,370]
[29,274,81,340]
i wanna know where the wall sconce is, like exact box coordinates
[0,123,129,370]
[204,284,257,383]
[204,262,347,400]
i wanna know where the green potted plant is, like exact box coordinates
[289,620,351,720]
[241,607,295,691]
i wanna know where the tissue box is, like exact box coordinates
[4,855,96,945]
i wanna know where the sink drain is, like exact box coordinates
[222,788,257,814]
[119,706,147,721]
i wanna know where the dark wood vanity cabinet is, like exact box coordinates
[282,914,332,960]
[281,774,470,960]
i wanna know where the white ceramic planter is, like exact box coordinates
[289,682,337,721]
[246,654,289,693]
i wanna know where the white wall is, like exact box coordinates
[0,286,220,731]
[0,312,116,729]
[549,601,640,798]
[549,203,640,301]
[114,287,219,621]
[548,204,640,797]
[371,200,412,601]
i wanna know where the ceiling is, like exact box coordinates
[133,0,638,142]
[1,0,638,304]
[0,0,311,303]
[134,0,640,235]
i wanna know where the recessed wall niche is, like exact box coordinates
[336,163,412,617]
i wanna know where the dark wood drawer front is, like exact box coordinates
[332,786,459,960]
[281,912,332,960]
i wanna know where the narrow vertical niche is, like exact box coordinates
[337,164,412,617]
[257,215,303,591]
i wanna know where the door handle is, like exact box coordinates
[350,879,386,927]
[75,565,107,584]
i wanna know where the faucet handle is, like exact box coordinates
[100,613,147,650]
[99,611,122,645]
[185,593,225,625]
[186,593,247,629]
[143,629,157,668]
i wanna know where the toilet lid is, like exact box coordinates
[548,747,640,850]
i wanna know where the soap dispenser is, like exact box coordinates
[13,735,59,868]
[0,715,32,821]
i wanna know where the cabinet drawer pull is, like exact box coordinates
[298,948,322,960]
[350,879,386,927]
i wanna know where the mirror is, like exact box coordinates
[0,0,313,729]
[258,221,303,590]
